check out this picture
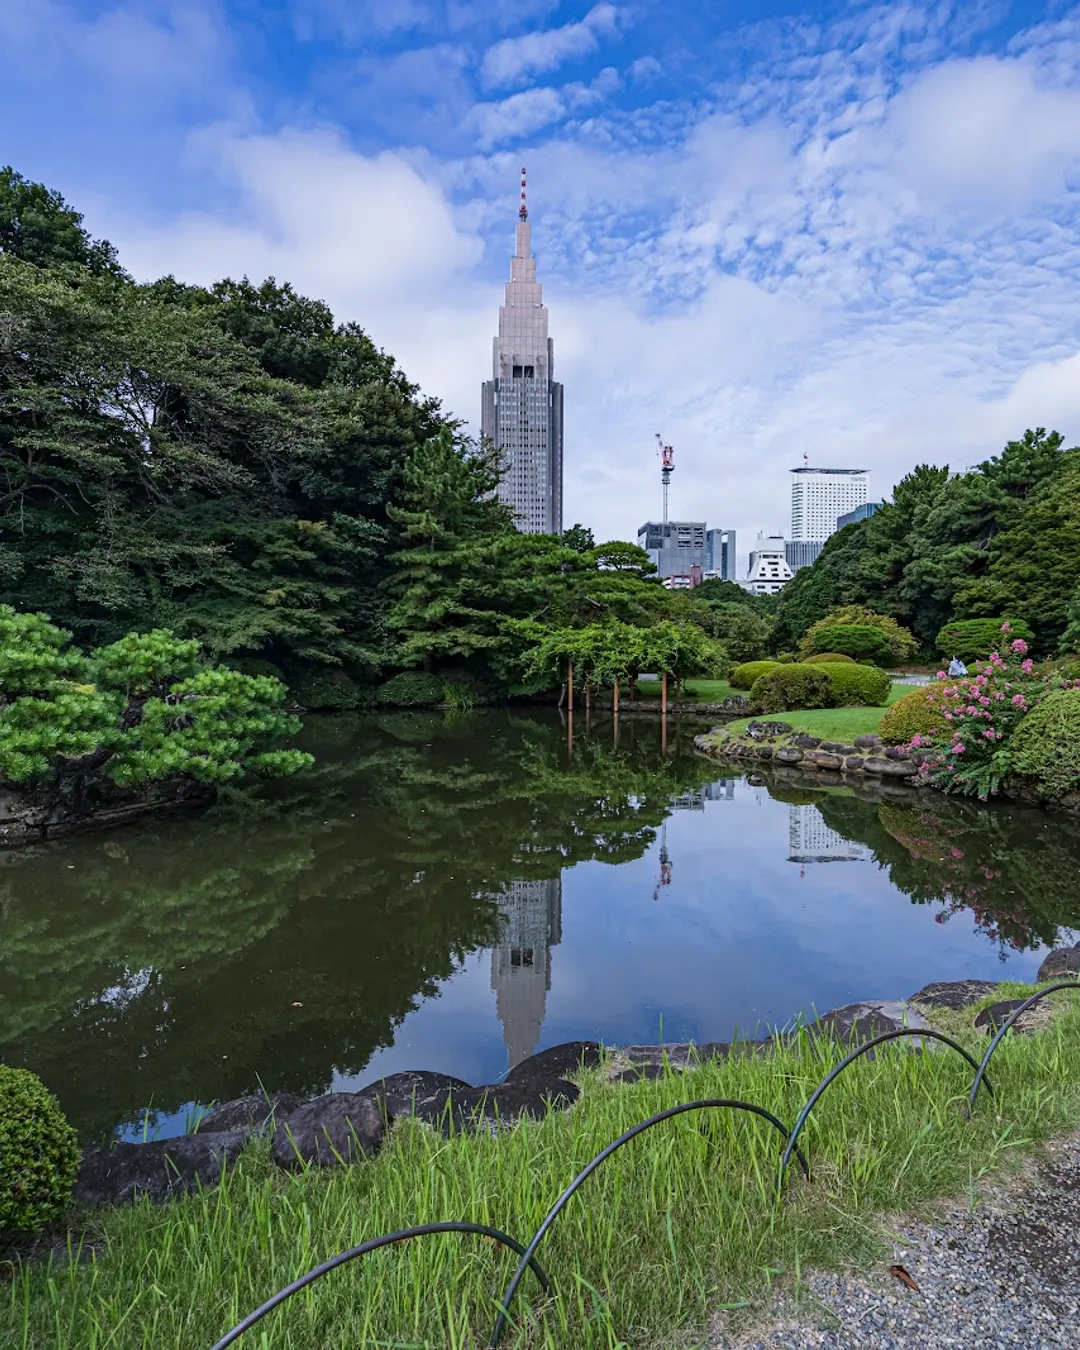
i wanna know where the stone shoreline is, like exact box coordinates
[71,944,1080,1212]
[695,721,923,782]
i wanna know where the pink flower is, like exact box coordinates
[951,848,964,859]
[1011,638,1028,655]
[983,728,995,740]
[1021,658,1034,674]
[979,696,990,706]
[1011,694,1026,707]
[954,742,966,754]
[1001,621,1012,632]
[995,691,1004,700]
[936,670,946,679]
[910,734,923,747]
[944,711,953,720]
[967,705,977,716]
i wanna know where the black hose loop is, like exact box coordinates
[488,1097,805,1349]
[968,980,1080,1111]
[207,1221,550,1350]
[780,1027,992,1181]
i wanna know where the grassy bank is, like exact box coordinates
[720,681,912,741]
[8,983,1080,1349]
[633,678,735,701]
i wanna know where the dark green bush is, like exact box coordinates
[810,623,892,663]
[879,684,944,744]
[729,660,783,690]
[0,1065,79,1239]
[818,663,892,707]
[803,652,856,665]
[749,664,831,713]
[935,617,1035,661]
[1008,689,1080,798]
[225,657,287,684]
[375,671,447,707]
[294,669,369,710]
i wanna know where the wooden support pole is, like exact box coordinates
[567,660,574,714]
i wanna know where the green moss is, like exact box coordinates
[0,1065,79,1239]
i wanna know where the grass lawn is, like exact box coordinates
[721,680,913,741]
[633,677,735,701]
[9,984,1080,1349]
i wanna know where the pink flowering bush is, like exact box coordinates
[914,623,1080,799]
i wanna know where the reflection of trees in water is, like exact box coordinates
[809,791,1080,953]
[0,711,717,1139]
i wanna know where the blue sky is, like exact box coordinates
[3,1,1080,555]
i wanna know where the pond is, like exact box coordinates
[2,709,1078,1143]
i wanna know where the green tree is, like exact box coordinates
[560,523,595,552]
[0,165,126,277]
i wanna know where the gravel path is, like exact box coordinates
[710,1131,1080,1350]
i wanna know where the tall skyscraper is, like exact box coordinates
[481,170,564,534]
[705,528,736,579]
[790,467,868,544]
[744,533,793,595]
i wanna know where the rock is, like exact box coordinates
[505,1041,603,1087]
[810,751,843,770]
[423,1079,580,1135]
[775,746,804,764]
[358,1070,473,1121]
[845,756,867,773]
[613,1064,667,1083]
[621,1040,764,1071]
[719,696,751,715]
[862,755,917,777]
[751,745,774,760]
[853,734,883,750]
[1036,943,1080,983]
[195,1093,301,1137]
[820,742,857,756]
[74,1132,247,1207]
[973,999,1032,1034]
[884,745,911,761]
[791,733,822,749]
[271,1093,385,1168]
[910,979,999,1012]
[745,720,792,741]
[801,1000,931,1050]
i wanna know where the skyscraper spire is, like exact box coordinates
[519,165,528,221]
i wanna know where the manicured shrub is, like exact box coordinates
[375,671,447,707]
[817,662,892,707]
[294,669,369,710]
[0,1065,79,1240]
[935,618,1035,662]
[879,684,944,744]
[226,657,288,683]
[809,623,892,663]
[749,664,831,713]
[729,660,783,690]
[1007,689,1080,798]
[798,607,917,663]
[803,652,856,665]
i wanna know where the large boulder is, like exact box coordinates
[422,1079,580,1136]
[195,1093,301,1137]
[74,1132,247,1207]
[505,1041,603,1087]
[271,1093,385,1169]
[910,980,999,1012]
[1036,943,1080,983]
[358,1070,472,1122]
[801,1000,930,1049]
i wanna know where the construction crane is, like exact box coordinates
[655,433,674,529]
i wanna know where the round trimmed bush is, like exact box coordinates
[817,662,891,707]
[935,617,1035,662]
[879,684,944,745]
[294,668,368,710]
[375,671,447,707]
[1007,689,1080,798]
[729,660,783,690]
[0,1066,79,1239]
[809,623,892,663]
[803,652,856,665]
[749,664,831,713]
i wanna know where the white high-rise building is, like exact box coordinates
[790,467,868,543]
[743,534,793,596]
[481,170,564,534]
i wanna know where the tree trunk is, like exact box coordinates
[585,681,592,714]
[568,660,574,714]
[661,670,668,719]
[613,676,620,715]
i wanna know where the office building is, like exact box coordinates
[637,520,706,578]
[705,528,736,580]
[785,540,824,572]
[490,878,562,1070]
[790,467,867,543]
[481,171,564,534]
[837,502,884,530]
[743,534,793,596]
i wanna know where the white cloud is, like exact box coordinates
[467,87,567,149]
[480,2,620,89]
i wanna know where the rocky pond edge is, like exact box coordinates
[71,943,1080,1212]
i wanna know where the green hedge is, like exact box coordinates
[729,660,783,690]
[935,617,1035,661]
[375,672,447,707]
[1008,689,1080,798]
[817,663,892,707]
[879,684,943,745]
[0,1066,80,1239]
[809,623,892,663]
[294,669,369,710]
[749,664,831,713]
[803,652,856,665]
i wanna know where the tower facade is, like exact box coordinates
[489,878,563,1069]
[481,170,564,534]
[790,467,868,542]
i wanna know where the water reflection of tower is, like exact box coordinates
[490,879,562,1069]
[787,805,871,863]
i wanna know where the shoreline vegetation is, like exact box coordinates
[6,977,1080,1349]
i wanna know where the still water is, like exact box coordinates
[2,710,1078,1142]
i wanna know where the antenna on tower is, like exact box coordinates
[656,433,674,530]
[519,166,528,221]
[803,452,809,468]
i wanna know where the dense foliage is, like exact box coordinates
[803,652,856,665]
[749,664,831,713]
[1007,689,1080,799]
[808,623,892,662]
[0,606,311,791]
[815,662,892,707]
[0,1064,79,1238]
[935,617,1035,662]
[796,607,917,664]
[729,660,783,690]
[775,431,1080,654]
[878,685,944,746]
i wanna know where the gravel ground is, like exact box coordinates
[710,1131,1080,1350]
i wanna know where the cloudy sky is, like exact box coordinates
[3,1,1080,562]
